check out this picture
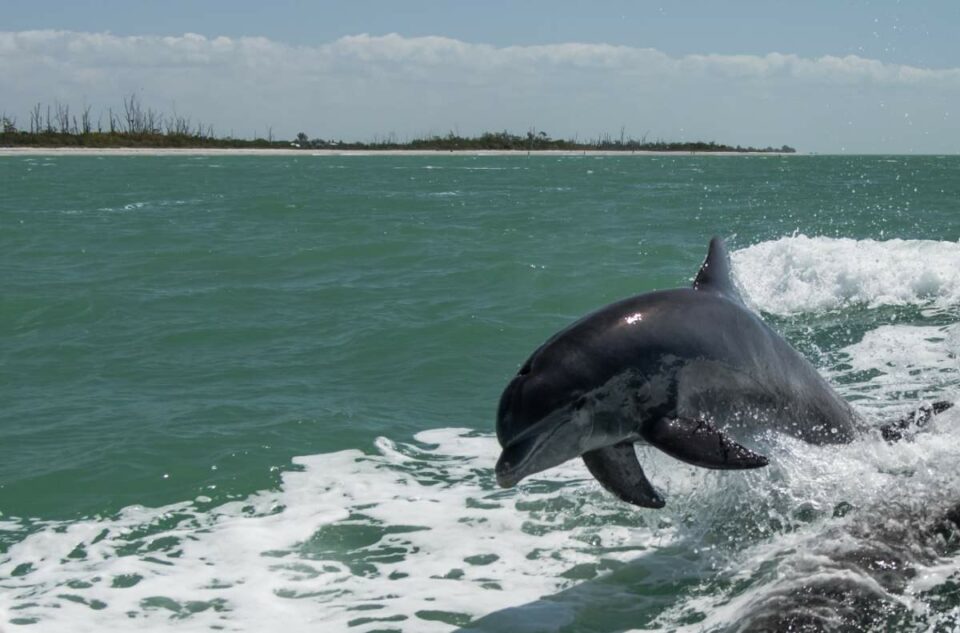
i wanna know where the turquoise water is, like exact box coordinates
[2,154,959,631]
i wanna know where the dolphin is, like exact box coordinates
[495,237,948,508]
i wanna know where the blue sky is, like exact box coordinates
[3,1,960,152]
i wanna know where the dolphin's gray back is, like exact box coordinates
[515,288,858,444]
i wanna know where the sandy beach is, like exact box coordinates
[0,147,797,157]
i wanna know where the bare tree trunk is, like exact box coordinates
[54,101,70,133]
[124,93,145,134]
[81,106,92,134]
[30,103,42,133]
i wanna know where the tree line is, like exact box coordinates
[0,95,285,149]
[1,97,795,153]
[294,129,794,153]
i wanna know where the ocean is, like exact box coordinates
[1,154,959,632]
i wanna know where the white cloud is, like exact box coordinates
[1,30,958,152]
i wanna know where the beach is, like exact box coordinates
[0,146,798,157]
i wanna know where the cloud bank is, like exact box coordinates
[2,30,958,152]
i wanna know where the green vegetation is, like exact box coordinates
[1,97,795,153]
[1,96,289,149]
[294,129,794,153]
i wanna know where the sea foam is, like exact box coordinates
[731,235,960,315]
[0,431,670,632]
[4,236,960,632]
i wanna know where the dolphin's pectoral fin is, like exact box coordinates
[880,400,954,441]
[582,443,665,508]
[643,417,768,470]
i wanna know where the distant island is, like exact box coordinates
[1,96,796,154]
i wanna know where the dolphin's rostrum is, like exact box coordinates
[495,237,863,508]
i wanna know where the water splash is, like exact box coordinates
[732,236,960,315]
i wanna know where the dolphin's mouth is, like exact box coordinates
[495,434,544,488]
[495,420,570,488]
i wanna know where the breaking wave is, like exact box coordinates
[732,235,960,315]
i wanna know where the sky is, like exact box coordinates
[2,1,959,152]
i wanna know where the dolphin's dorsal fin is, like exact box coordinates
[693,237,743,303]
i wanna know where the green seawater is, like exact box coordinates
[1,154,959,632]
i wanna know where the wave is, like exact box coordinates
[0,430,663,631]
[732,235,960,315]
[4,235,960,632]
[827,323,960,417]
[4,408,960,632]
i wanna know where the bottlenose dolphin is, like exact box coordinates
[494,237,948,508]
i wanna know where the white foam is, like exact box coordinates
[5,235,960,632]
[6,404,960,632]
[732,235,960,315]
[826,323,960,419]
[652,403,960,632]
[0,431,668,633]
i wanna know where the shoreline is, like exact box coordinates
[0,147,800,157]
